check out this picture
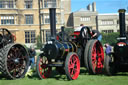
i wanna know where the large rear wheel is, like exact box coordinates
[0,43,29,79]
[88,40,104,74]
[65,52,80,80]
[84,40,93,71]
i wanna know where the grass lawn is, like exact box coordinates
[1,68,128,85]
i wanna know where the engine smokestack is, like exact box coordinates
[118,9,126,37]
[49,8,56,40]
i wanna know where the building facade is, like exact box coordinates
[0,0,71,47]
[98,13,128,33]
[72,2,128,33]
[72,2,98,30]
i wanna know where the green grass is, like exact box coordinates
[1,68,128,85]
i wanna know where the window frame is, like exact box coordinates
[25,14,33,24]
[24,0,33,9]
[25,31,36,43]
[101,20,114,25]
[80,16,91,22]
[1,16,15,25]
[44,0,56,8]
[0,1,15,8]
[102,30,114,33]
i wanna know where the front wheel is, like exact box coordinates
[104,53,116,75]
[36,54,52,79]
[65,52,80,80]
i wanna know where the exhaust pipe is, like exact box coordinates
[118,9,126,37]
[49,8,56,41]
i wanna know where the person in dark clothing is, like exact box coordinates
[57,26,69,41]
[90,30,102,41]
[105,43,112,56]
[28,45,36,68]
[26,45,37,77]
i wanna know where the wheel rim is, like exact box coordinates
[38,56,51,79]
[91,41,104,73]
[68,54,80,80]
[7,45,28,78]
[91,43,97,72]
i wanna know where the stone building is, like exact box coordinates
[0,0,71,47]
[71,2,128,33]
[98,13,128,33]
[71,2,98,30]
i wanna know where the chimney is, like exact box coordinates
[87,4,92,11]
[118,9,126,37]
[49,8,56,40]
[92,2,96,12]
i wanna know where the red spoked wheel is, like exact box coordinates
[36,54,52,79]
[88,40,104,74]
[65,52,80,80]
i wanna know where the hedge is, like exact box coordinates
[101,32,119,46]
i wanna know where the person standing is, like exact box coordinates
[90,30,102,41]
[105,43,112,56]
[26,45,37,77]
[29,45,36,68]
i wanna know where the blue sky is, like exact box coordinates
[71,0,128,13]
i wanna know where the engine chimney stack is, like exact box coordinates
[49,8,56,41]
[118,9,126,37]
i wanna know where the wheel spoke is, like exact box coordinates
[69,63,74,69]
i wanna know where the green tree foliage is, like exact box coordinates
[64,28,74,35]
[101,32,119,46]
[36,35,42,49]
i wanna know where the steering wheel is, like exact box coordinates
[0,28,14,45]
[79,26,92,46]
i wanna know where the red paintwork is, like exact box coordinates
[91,41,104,73]
[38,58,51,79]
[12,33,16,41]
[117,42,126,46]
[74,31,80,36]
[68,54,80,80]
[56,36,59,40]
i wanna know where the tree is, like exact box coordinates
[36,35,42,49]
[101,32,119,46]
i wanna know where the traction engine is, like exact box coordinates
[36,8,104,80]
[104,9,128,75]
[0,28,29,79]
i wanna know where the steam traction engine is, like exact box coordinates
[36,8,104,80]
[104,9,128,75]
[0,28,29,79]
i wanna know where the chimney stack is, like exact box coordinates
[92,2,96,12]
[87,4,92,11]
[49,8,56,40]
[118,9,126,37]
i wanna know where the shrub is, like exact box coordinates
[64,27,74,35]
[36,35,42,49]
[101,32,119,46]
